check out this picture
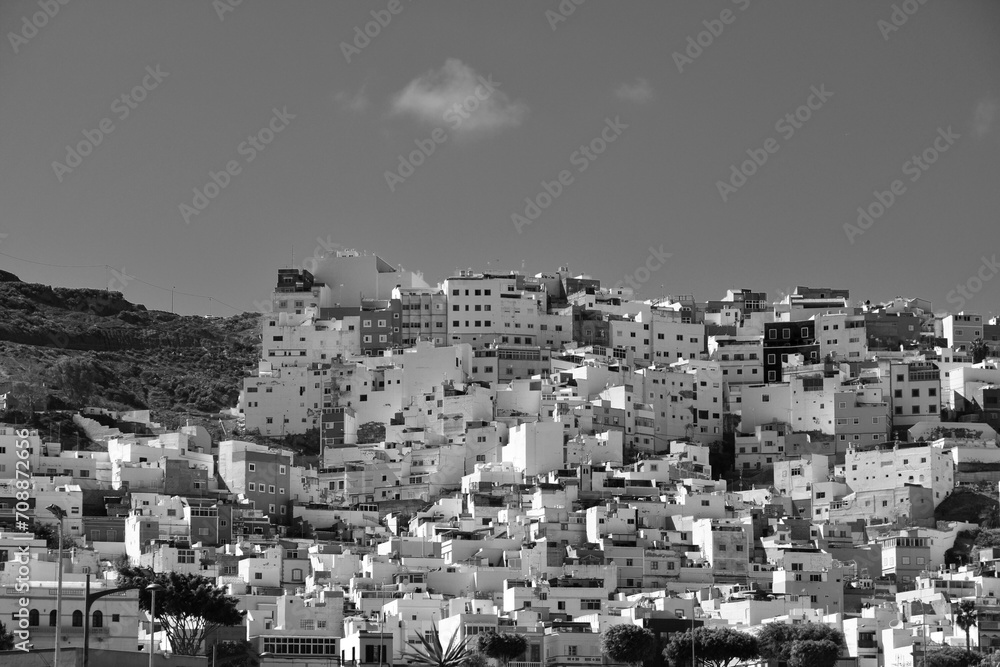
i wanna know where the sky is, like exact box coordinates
[1,1,999,319]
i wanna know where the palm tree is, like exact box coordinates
[980,505,1000,530]
[972,338,990,364]
[401,623,473,667]
[955,600,979,651]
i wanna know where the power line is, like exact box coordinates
[0,250,105,269]
[0,250,246,314]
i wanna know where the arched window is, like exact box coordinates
[72,610,83,627]
[49,610,57,626]
[28,609,38,627]
[92,611,103,628]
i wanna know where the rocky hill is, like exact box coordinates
[0,275,260,425]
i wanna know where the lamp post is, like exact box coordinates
[691,611,696,667]
[146,583,164,667]
[46,504,66,667]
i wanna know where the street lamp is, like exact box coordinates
[146,583,164,667]
[691,611,696,667]
[46,504,66,667]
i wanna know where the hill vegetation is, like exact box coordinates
[0,277,260,441]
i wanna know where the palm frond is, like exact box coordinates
[399,622,473,667]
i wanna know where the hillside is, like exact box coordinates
[0,277,260,432]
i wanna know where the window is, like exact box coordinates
[581,599,601,610]
[255,572,263,580]
[49,610,57,626]
[93,610,103,628]
[568,646,578,657]
[178,549,195,564]
[72,610,83,627]
[28,609,38,627]
[248,463,256,472]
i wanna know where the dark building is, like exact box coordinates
[573,307,610,347]
[864,312,922,350]
[358,298,401,356]
[276,268,315,292]
[763,320,818,382]
[321,406,356,449]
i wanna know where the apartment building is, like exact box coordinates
[218,440,293,525]
[814,311,868,362]
[272,268,331,315]
[764,320,819,382]
[845,442,954,505]
[395,286,448,346]
[942,313,984,361]
[889,361,942,438]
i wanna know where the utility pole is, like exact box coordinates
[378,612,385,667]
[691,611,696,667]
[922,622,927,667]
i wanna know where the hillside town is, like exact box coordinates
[3,248,1000,667]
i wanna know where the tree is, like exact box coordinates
[925,647,983,667]
[400,624,472,667]
[956,600,979,651]
[756,622,843,665]
[665,627,758,667]
[600,623,657,667]
[979,506,1000,530]
[972,339,990,364]
[789,640,841,667]
[52,357,95,406]
[208,640,261,667]
[477,630,528,667]
[0,620,16,651]
[357,421,387,444]
[10,359,49,412]
[32,521,79,550]
[461,652,491,667]
[117,567,245,656]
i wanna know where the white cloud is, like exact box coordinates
[973,99,997,138]
[615,77,654,104]
[391,59,527,135]
[334,86,370,113]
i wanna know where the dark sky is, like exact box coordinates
[1,1,998,318]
